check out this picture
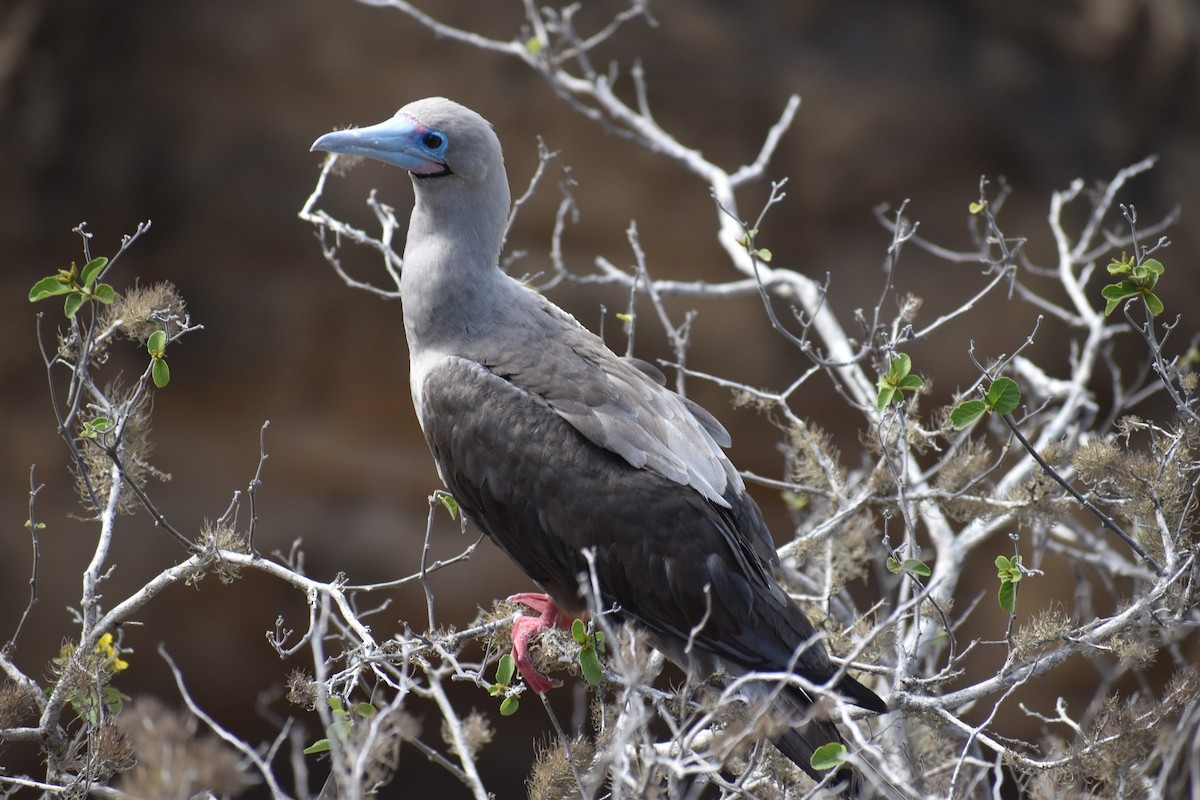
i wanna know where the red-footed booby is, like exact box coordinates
[312,97,886,794]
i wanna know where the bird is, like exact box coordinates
[311,97,887,794]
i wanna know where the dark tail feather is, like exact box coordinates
[835,671,888,715]
[772,718,862,797]
[775,672,885,795]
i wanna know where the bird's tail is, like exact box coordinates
[765,677,886,798]
[772,717,862,797]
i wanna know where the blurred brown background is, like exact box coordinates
[2,0,1197,796]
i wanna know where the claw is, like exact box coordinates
[506,592,578,693]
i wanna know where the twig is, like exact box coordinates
[6,466,44,652]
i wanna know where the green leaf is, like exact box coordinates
[327,697,345,714]
[1101,282,1138,301]
[985,377,1021,416]
[80,257,108,290]
[29,276,75,302]
[887,556,932,577]
[968,201,985,215]
[571,618,588,645]
[875,386,896,412]
[496,653,515,686]
[147,329,167,356]
[93,283,116,304]
[355,702,376,718]
[579,646,603,685]
[810,742,847,771]
[889,353,912,380]
[754,248,772,263]
[1106,259,1131,275]
[615,312,633,323]
[524,37,542,55]
[998,580,1016,614]
[499,695,519,716]
[1140,257,1164,277]
[64,293,86,318]
[594,630,606,653]
[439,494,459,520]
[898,374,925,391]
[152,358,170,388]
[950,400,987,430]
[303,738,331,755]
[1143,291,1164,317]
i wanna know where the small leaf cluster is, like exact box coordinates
[571,618,606,686]
[736,229,772,263]
[488,653,520,716]
[29,257,115,318]
[995,554,1023,614]
[1102,253,1164,317]
[304,696,378,755]
[876,353,924,411]
[951,377,1021,430]
[80,416,114,440]
[147,329,170,388]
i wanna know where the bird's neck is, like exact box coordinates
[399,178,512,355]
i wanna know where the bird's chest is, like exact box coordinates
[407,348,455,435]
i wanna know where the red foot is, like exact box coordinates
[507,592,578,694]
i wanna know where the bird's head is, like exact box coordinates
[311,97,503,186]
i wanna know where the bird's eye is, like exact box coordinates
[422,132,445,150]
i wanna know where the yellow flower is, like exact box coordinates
[94,632,129,673]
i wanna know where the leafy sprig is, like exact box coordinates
[571,618,606,686]
[951,377,1021,430]
[147,329,170,388]
[1102,253,1164,317]
[995,554,1023,614]
[876,353,924,411]
[488,653,520,716]
[29,257,116,318]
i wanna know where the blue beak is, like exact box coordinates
[311,113,449,176]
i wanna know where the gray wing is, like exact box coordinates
[620,355,732,448]
[481,299,741,510]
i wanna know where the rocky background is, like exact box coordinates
[1,1,1197,796]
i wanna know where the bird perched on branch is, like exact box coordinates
[312,97,887,794]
